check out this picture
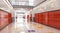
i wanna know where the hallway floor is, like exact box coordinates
[0,22,60,33]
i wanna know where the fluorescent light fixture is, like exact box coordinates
[29,0,34,6]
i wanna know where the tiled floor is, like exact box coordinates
[0,22,60,33]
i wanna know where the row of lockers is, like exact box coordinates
[0,9,12,29]
[27,14,32,22]
[34,10,60,29]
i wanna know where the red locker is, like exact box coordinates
[34,10,60,29]
[27,15,29,22]
[8,13,12,23]
[0,9,12,29]
[27,14,32,22]
[48,10,60,29]
[39,13,46,24]
[35,13,47,24]
[38,13,43,23]
[35,13,39,23]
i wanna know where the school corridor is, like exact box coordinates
[0,0,60,33]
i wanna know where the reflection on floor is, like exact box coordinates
[0,22,60,33]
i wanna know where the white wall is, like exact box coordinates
[30,0,60,15]
[34,0,45,6]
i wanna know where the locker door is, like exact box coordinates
[0,9,12,29]
[8,13,12,23]
[38,13,47,24]
[35,13,39,23]
[48,10,60,29]
[0,11,8,29]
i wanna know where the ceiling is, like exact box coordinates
[0,0,13,12]
[8,0,46,8]
[0,0,8,8]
